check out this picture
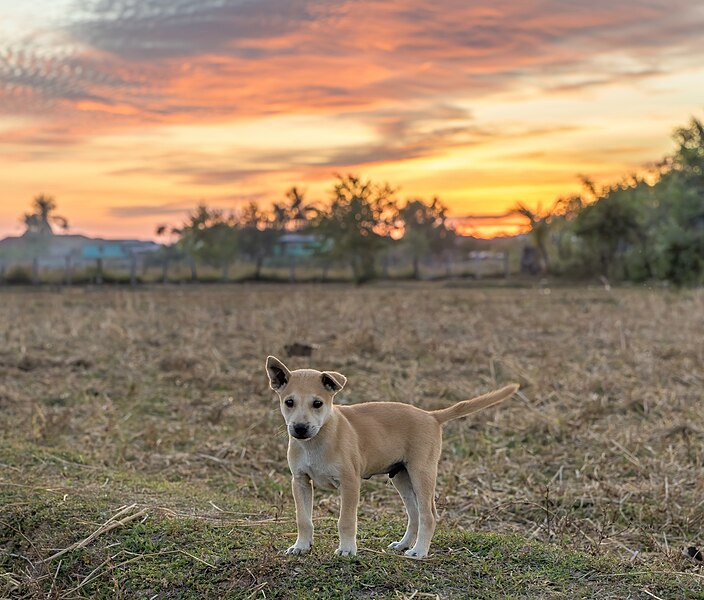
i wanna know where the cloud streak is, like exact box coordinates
[1,0,703,239]
[3,0,703,129]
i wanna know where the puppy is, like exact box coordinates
[266,355,518,558]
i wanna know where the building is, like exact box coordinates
[0,234,160,269]
[273,233,323,258]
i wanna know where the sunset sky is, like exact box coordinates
[1,0,703,239]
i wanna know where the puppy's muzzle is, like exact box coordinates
[291,423,311,439]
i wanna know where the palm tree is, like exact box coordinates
[23,194,68,236]
[513,202,551,274]
[155,224,183,283]
[272,187,319,231]
[399,198,453,279]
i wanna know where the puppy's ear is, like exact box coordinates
[321,371,347,393]
[266,356,291,391]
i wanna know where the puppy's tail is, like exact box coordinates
[430,384,519,424]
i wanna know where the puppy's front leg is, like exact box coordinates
[336,477,360,557]
[286,475,314,554]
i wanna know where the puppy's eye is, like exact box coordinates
[284,398,294,408]
[312,399,323,409]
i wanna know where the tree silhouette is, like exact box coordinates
[23,194,68,236]
[671,117,704,180]
[154,224,184,283]
[513,202,553,274]
[314,174,397,283]
[272,187,318,231]
[237,202,277,280]
[572,186,644,278]
[172,205,239,281]
[398,197,454,279]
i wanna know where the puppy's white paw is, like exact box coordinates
[335,545,357,557]
[388,541,411,551]
[285,544,311,555]
[404,548,427,559]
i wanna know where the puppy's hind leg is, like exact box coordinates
[388,468,418,551]
[404,465,438,558]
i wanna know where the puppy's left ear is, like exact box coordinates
[321,371,347,393]
[266,355,291,391]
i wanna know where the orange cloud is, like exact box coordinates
[0,0,703,239]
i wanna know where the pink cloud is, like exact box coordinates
[0,0,701,238]
[1,0,701,135]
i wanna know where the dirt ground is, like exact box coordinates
[1,282,703,566]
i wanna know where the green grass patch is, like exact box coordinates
[2,457,702,599]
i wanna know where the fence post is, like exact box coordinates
[32,258,39,285]
[504,251,510,279]
[96,258,104,285]
[130,253,138,286]
[189,255,197,282]
[65,255,73,286]
[0,262,5,285]
[289,255,297,283]
[222,260,230,283]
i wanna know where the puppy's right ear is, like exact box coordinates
[266,355,291,391]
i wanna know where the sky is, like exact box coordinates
[1,0,703,239]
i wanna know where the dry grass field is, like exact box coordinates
[1,283,703,598]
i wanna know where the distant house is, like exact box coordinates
[81,240,159,261]
[0,234,160,269]
[82,242,131,260]
[273,233,323,258]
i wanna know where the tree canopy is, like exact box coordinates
[23,194,68,236]
[514,116,704,284]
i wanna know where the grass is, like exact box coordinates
[3,458,702,599]
[1,283,703,598]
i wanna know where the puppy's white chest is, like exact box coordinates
[292,451,340,491]
[309,468,340,491]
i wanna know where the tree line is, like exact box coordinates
[10,115,704,285]
[516,116,704,284]
[156,176,456,283]
[162,116,704,285]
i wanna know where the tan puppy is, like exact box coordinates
[266,355,518,559]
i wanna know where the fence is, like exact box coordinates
[0,251,513,286]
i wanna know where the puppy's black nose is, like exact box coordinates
[292,424,309,439]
